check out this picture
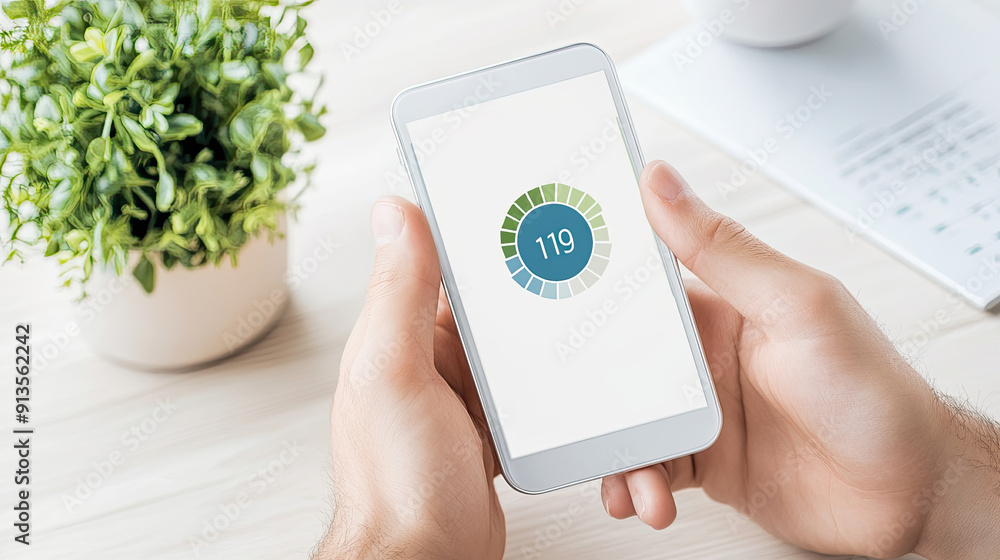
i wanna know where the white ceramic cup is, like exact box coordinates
[684,0,856,48]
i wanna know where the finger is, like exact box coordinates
[433,290,478,408]
[660,456,699,492]
[639,160,807,323]
[432,287,504,477]
[601,474,635,519]
[624,464,677,530]
[345,197,440,384]
[435,286,459,338]
[433,287,478,401]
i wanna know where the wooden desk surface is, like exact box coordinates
[2,1,998,558]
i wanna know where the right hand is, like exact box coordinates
[601,161,1000,559]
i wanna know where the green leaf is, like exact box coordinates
[72,87,91,108]
[176,13,196,46]
[85,28,105,52]
[262,62,286,88]
[220,61,253,82]
[157,83,180,106]
[294,113,325,141]
[45,237,60,257]
[103,28,121,57]
[92,63,112,93]
[299,43,314,69]
[2,0,29,19]
[230,114,255,151]
[156,170,175,211]
[93,217,105,264]
[140,106,154,128]
[103,90,125,107]
[251,154,270,182]
[160,114,203,142]
[96,174,121,197]
[195,148,214,164]
[66,230,86,251]
[201,232,219,252]
[49,179,73,213]
[133,254,155,293]
[125,49,156,81]
[122,1,145,28]
[2,0,325,296]
[34,95,61,122]
[86,138,109,171]
[152,111,169,134]
[197,0,212,22]
[120,116,159,154]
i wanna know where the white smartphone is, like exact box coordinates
[391,44,722,494]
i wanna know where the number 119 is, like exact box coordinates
[536,229,574,259]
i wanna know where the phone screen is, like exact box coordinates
[406,70,708,459]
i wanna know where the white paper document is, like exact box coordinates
[622,0,1000,309]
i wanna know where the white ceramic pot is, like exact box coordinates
[684,0,855,48]
[80,226,289,371]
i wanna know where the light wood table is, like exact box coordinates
[3,1,998,558]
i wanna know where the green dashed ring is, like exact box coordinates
[500,183,611,299]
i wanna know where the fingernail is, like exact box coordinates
[604,498,612,515]
[371,202,404,245]
[633,493,646,520]
[649,161,684,202]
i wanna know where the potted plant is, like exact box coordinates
[0,0,325,370]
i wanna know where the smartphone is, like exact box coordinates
[391,43,722,494]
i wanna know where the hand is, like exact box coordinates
[314,197,505,560]
[600,161,1000,559]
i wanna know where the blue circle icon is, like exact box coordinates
[500,183,612,299]
[517,204,594,282]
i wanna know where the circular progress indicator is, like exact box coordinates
[500,183,611,299]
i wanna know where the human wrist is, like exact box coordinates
[313,502,443,560]
[312,523,383,560]
[914,400,1000,560]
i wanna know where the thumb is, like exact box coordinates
[354,197,441,376]
[639,160,808,323]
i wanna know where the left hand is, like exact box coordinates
[313,197,505,560]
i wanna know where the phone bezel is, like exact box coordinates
[390,43,722,494]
